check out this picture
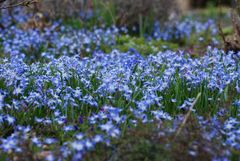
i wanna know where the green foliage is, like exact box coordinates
[182,6,230,22]
[62,19,83,29]
[101,35,179,55]
[92,0,117,26]
[221,26,233,36]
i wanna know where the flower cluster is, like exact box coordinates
[152,19,217,41]
[0,8,239,161]
[0,47,239,159]
[0,25,120,62]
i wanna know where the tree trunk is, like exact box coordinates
[220,0,240,53]
[176,0,190,12]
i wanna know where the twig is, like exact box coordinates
[218,21,226,43]
[0,0,39,10]
[174,92,201,139]
[231,10,240,36]
[217,0,227,43]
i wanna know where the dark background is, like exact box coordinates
[190,0,232,8]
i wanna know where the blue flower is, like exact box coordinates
[5,115,15,125]
[71,141,84,151]
[44,138,57,145]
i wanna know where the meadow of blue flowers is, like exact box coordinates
[0,7,239,161]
